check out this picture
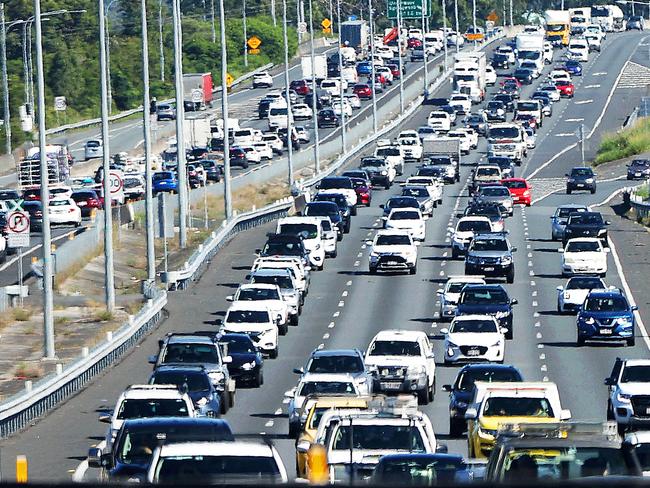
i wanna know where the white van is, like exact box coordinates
[568,39,589,62]
[320,79,343,97]
[268,105,293,130]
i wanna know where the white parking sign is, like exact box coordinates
[7,210,30,248]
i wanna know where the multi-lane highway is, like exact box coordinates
[0,28,648,482]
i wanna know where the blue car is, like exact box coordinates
[152,171,178,194]
[148,365,222,417]
[564,60,582,76]
[577,289,637,346]
[220,333,264,387]
[356,61,373,75]
[455,284,518,339]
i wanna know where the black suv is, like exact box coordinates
[258,233,310,265]
[303,201,347,237]
[464,232,517,283]
[149,365,222,417]
[442,364,523,436]
[563,211,610,246]
[627,159,650,180]
[360,157,392,189]
[312,194,352,231]
[566,166,597,194]
[318,108,340,127]
[456,284,518,339]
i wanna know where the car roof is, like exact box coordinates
[376,229,412,237]
[158,441,274,457]
[587,289,625,298]
[166,334,214,345]
[153,365,208,374]
[300,372,356,382]
[462,283,507,291]
[310,349,361,358]
[459,363,520,374]
[372,329,425,341]
[121,385,186,399]
[227,302,272,312]
[121,417,232,432]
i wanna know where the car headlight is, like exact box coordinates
[615,317,632,326]
[315,244,321,250]
[500,256,512,265]
[196,397,209,407]
[264,327,275,334]
[617,392,632,403]
[582,316,595,325]
[495,310,510,319]
[241,360,256,371]
[479,427,498,438]
[370,252,379,259]
[407,365,426,376]
[466,255,479,263]
[568,178,575,183]
[381,170,388,175]
[585,178,594,184]
[456,401,468,409]
[208,371,225,384]
[598,229,607,236]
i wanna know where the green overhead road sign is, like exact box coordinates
[387,0,430,19]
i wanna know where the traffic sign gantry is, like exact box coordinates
[247,35,261,49]
[386,0,430,19]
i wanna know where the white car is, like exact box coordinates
[364,329,436,404]
[455,127,478,149]
[437,275,486,320]
[450,216,493,259]
[49,198,82,226]
[262,133,283,154]
[374,145,405,176]
[404,176,443,203]
[540,84,561,102]
[102,385,195,449]
[449,93,472,114]
[123,175,145,200]
[524,127,536,149]
[147,441,288,484]
[227,283,290,335]
[368,229,418,275]
[240,145,262,163]
[568,40,589,62]
[252,71,274,88]
[607,359,650,434]
[549,69,571,83]
[268,105,292,130]
[626,431,650,476]
[384,208,426,241]
[332,98,353,117]
[427,111,452,131]
[252,141,273,160]
[447,130,472,154]
[315,216,338,258]
[485,65,497,85]
[344,93,362,109]
[441,314,505,364]
[397,137,423,161]
[292,103,313,120]
[233,128,257,146]
[276,216,326,270]
[496,45,515,63]
[543,42,554,63]
[221,302,279,358]
[376,66,394,83]
[556,276,609,313]
[560,237,609,277]
[320,79,343,96]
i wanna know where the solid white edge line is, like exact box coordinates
[72,440,105,482]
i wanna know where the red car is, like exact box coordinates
[71,189,103,217]
[501,177,532,206]
[514,113,538,130]
[407,37,422,48]
[555,79,575,98]
[349,177,372,206]
[500,77,522,88]
[353,83,373,99]
[290,79,311,96]
[387,63,401,79]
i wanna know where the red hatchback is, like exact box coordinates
[500,77,522,88]
[555,80,575,98]
[501,178,532,206]
[407,37,422,48]
[290,79,311,96]
[353,83,373,99]
[387,63,401,79]
[71,189,103,217]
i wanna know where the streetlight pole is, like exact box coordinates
[172,0,188,247]
[454,0,460,54]
[219,0,232,219]
[271,0,277,26]
[509,0,513,27]
[141,0,156,281]
[33,0,55,359]
[421,0,428,96]
[396,0,404,113]
[104,0,119,115]
[368,0,377,133]
[0,4,11,155]
[308,0,320,173]
[282,0,294,185]
[210,0,216,42]
[243,0,248,67]
[159,0,165,80]
[336,0,346,153]
[472,0,477,50]
[442,0,448,69]
[98,0,115,314]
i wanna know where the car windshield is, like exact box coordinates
[483,397,554,417]
[518,102,538,111]
[305,203,338,216]
[376,148,401,157]
[279,223,318,239]
[471,238,508,251]
[314,194,346,207]
[162,344,219,364]
[155,456,280,483]
[517,51,540,60]
[252,274,293,289]
[569,214,603,225]
[86,141,100,148]
[226,310,270,323]
[237,287,280,302]
[477,167,501,178]
[571,168,593,177]
[621,365,650,383]
[263,241,302,256]
[151,371,210,392]
[50,199,72,207]
[360,160,384,169]
[320,178,352,190]
[481,187,510,197]
[307,355,364,374]
[457,220,491,233]
[376,235,411,246]
[298,381,356,396]
[332,425,425,452]
[390,211,420,221]
[451,319,497,333]
[153,172,173,181]
[116,399,189,420]
[369,340,420,356]
[461,288,509,304]
[502,447,632,480]
[457,368,521,391]
[557,207,587,218]
[566,277,605,290]
[584,295,628,312]
[402,187,428,198]
[222,336,256,354]
[501,180,526,189]
[72,191,97,200]
[489,127,519,139]
[566,241,601,252]
[388,198,418,209]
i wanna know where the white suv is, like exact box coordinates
[560,237,609,277]
[450,216,493,259]
[221,302,279,358]
[364,329,436,404]
[384,208,426,241]
[606,358,650,435]
[276,216,325,270]
[441,314,505,364]
[368,229,419,275]
[226,283,290,335]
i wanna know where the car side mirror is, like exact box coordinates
[226,295,234,302]
[254,249,261,255]
[293,367,305,374]
[605,220,611,225]
[632,305,639,311]
[440,328,449,334]
[442,384,452,392]
[436,443,448,454]
[604,377,616,386]
[222,355,233,364]
[296,440,311,453]
[557,248,564,253]
[436,289,443,295]
[148,355,158,364]
[379,204,385,208]
[216,318,223,326]
[560,409,572,421]
[556,285,564,291]
[284,389,295,399]
[98,413,112,424]
[414,241,421,246]
[465,407,478,419]
[565,173,569,177]
[510,298,518,305]
[87,447,103,468]
[366,240,373,246]
[511,247,517,252]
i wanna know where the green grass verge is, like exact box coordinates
[594,118,650,166]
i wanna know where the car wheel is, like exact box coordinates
[253,369,263,388]
[288,422,300,439]
[344,222,351,234]
[409,265,417,275]
[627,337,636,347]
[369,266,377,275]
[270,344,279,359]
[505,328,513,340]
[384,181,391,190]
[290,314,299,326]
[351,206,357,216]
[449,418,465,437]
[591,188,596,194]
[220,392,230,414]
[331,249,338,258]
[506,268,515,284]
[451,248,459,260]
[337,232,343,242]
[279,321,288,336]
[577,335,585,346]
[417,387,429,405]
[566,188,572,195]
[607,400,615,420]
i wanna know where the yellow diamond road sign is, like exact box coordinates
[247,35,261,49]
[321,18,331,29]
[226,73,234,87]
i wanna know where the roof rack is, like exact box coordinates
[126,384,181,391]
[496,422,618,441]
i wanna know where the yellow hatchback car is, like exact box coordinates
[294,395,372,478]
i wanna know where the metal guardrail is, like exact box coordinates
[628,184,650,219]
[45,63,274,136]
[0,287,167,439]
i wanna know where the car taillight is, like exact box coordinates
[35,211,42,217]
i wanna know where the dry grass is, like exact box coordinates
[12,308,33,321]
[93,310,114,322]
[14,362,43,380]
[53,246,104,291]
[54,316,71,326]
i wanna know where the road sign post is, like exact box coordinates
[7,209,30,308]
[387,0,430,19]
[247,35,262,55]
[108,170,124,204]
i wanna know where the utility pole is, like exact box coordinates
[33,0,55,358]
[22,26,29,111]
[141,0,155,281]
[98,0,115,313]
[509,0,513,27]
[1,5,11,155]
[396,0,404,112]
[421,0,428,96]
[172,0,188,247]
[454,0,459,54]
[308,0,320,173]
[442,0,448,69]
[210,0,216,42]
[105,12,112,113]
[159,0,165,81]
[243,0,248,67]
[282,0,294,185]
[369,0,377,133]
[472,0,477,50]
[580,124,585,164]
[336,0,346,153]
[219,0,232,219]
[271,0,277,26]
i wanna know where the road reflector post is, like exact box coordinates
[307,444,328,484]
[31,256,37,264]
[16,455,27,483]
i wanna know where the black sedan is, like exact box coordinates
[318,108,340,128]
[513,68,533,85]
[220,333,264,387]
[627,159,650,180]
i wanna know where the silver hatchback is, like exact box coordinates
[549,204,588,241]
[84,139,103,161]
